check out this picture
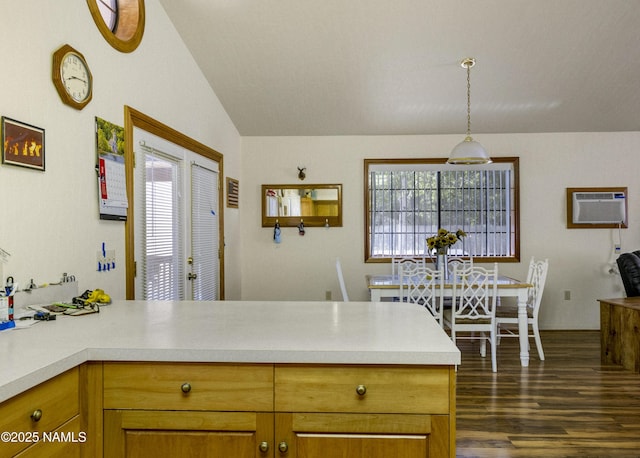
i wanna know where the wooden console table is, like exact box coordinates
[599,297,640,372]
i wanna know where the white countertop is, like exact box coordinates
[0,300,460,402]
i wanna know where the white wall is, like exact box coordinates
[0,1,241,299]
[240,132,640,329]
[2,1,636,328]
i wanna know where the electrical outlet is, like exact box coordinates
[325,290,332,300]
[564,290,571,301]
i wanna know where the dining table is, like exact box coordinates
[366,273,534,367]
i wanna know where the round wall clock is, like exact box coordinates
[52,44,93,110]
[86,0,145,53]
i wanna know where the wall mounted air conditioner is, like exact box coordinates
[572,191,626,224]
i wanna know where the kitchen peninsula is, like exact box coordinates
[0,300,460,457]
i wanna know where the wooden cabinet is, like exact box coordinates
[313,200,338,217]
[276,412,440,457]
[103,362,274,457]
[0,367,79,458]
[15,417,83,458]
[2,361,454,457]
[600,297,640,372]
[300,198,314,217]
[299,198,339,218]
[104,410,274,457]
[274,365,453,457]
[103,362,273,411]
[103,362,455,457]
[274,365,451,414]
[0,363,101,458]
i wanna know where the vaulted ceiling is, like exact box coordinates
[158,0,640,137]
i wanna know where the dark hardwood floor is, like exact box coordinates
[455,331,640,457]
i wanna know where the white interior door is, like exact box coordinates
[134,129,220,300]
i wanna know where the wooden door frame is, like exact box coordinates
[124,106,225,299]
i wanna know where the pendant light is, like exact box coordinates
[447,57,491,165]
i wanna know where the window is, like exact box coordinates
[365,157,519,263]
[139,149,184,300]
[87,0,145,53]
[97,0,118,32]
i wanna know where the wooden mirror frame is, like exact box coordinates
[262,184,342,227]
[87,0,145,53]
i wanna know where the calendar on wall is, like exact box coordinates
[95,117,128,220]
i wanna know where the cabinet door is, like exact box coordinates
[104,410,274,458]
[276,412,449,458]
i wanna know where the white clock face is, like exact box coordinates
[61,53,91,103]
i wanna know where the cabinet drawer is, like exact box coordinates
[275,365,451,414]
[103,362,273,411]
[15,416,82,458]
[0,367,79,458]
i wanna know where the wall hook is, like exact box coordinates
[274,221,281,244]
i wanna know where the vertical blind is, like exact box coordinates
[190,163,219,300]
[367,161,515,259]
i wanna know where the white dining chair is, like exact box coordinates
[391,256,426,275]
[442,257,473,307]
[390,257,426,302]
[443,263,499,372]
[335,258,350,301]
[447,256,473,277]
[496,257,549,360]
[399,263,445,326]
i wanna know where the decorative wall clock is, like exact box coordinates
[52,44,93,110]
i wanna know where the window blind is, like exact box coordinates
[139,145,185,300]
[190,163,219,300]
[367,159,516,260]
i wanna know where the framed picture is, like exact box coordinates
[2,117,45,171]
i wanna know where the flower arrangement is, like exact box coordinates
[427,228,467,254]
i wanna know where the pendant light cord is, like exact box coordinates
[466,62,472,138]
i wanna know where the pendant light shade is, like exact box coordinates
[449,136,490,165]
[447,58,491,165]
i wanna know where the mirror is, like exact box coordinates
[262,184,342,227]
